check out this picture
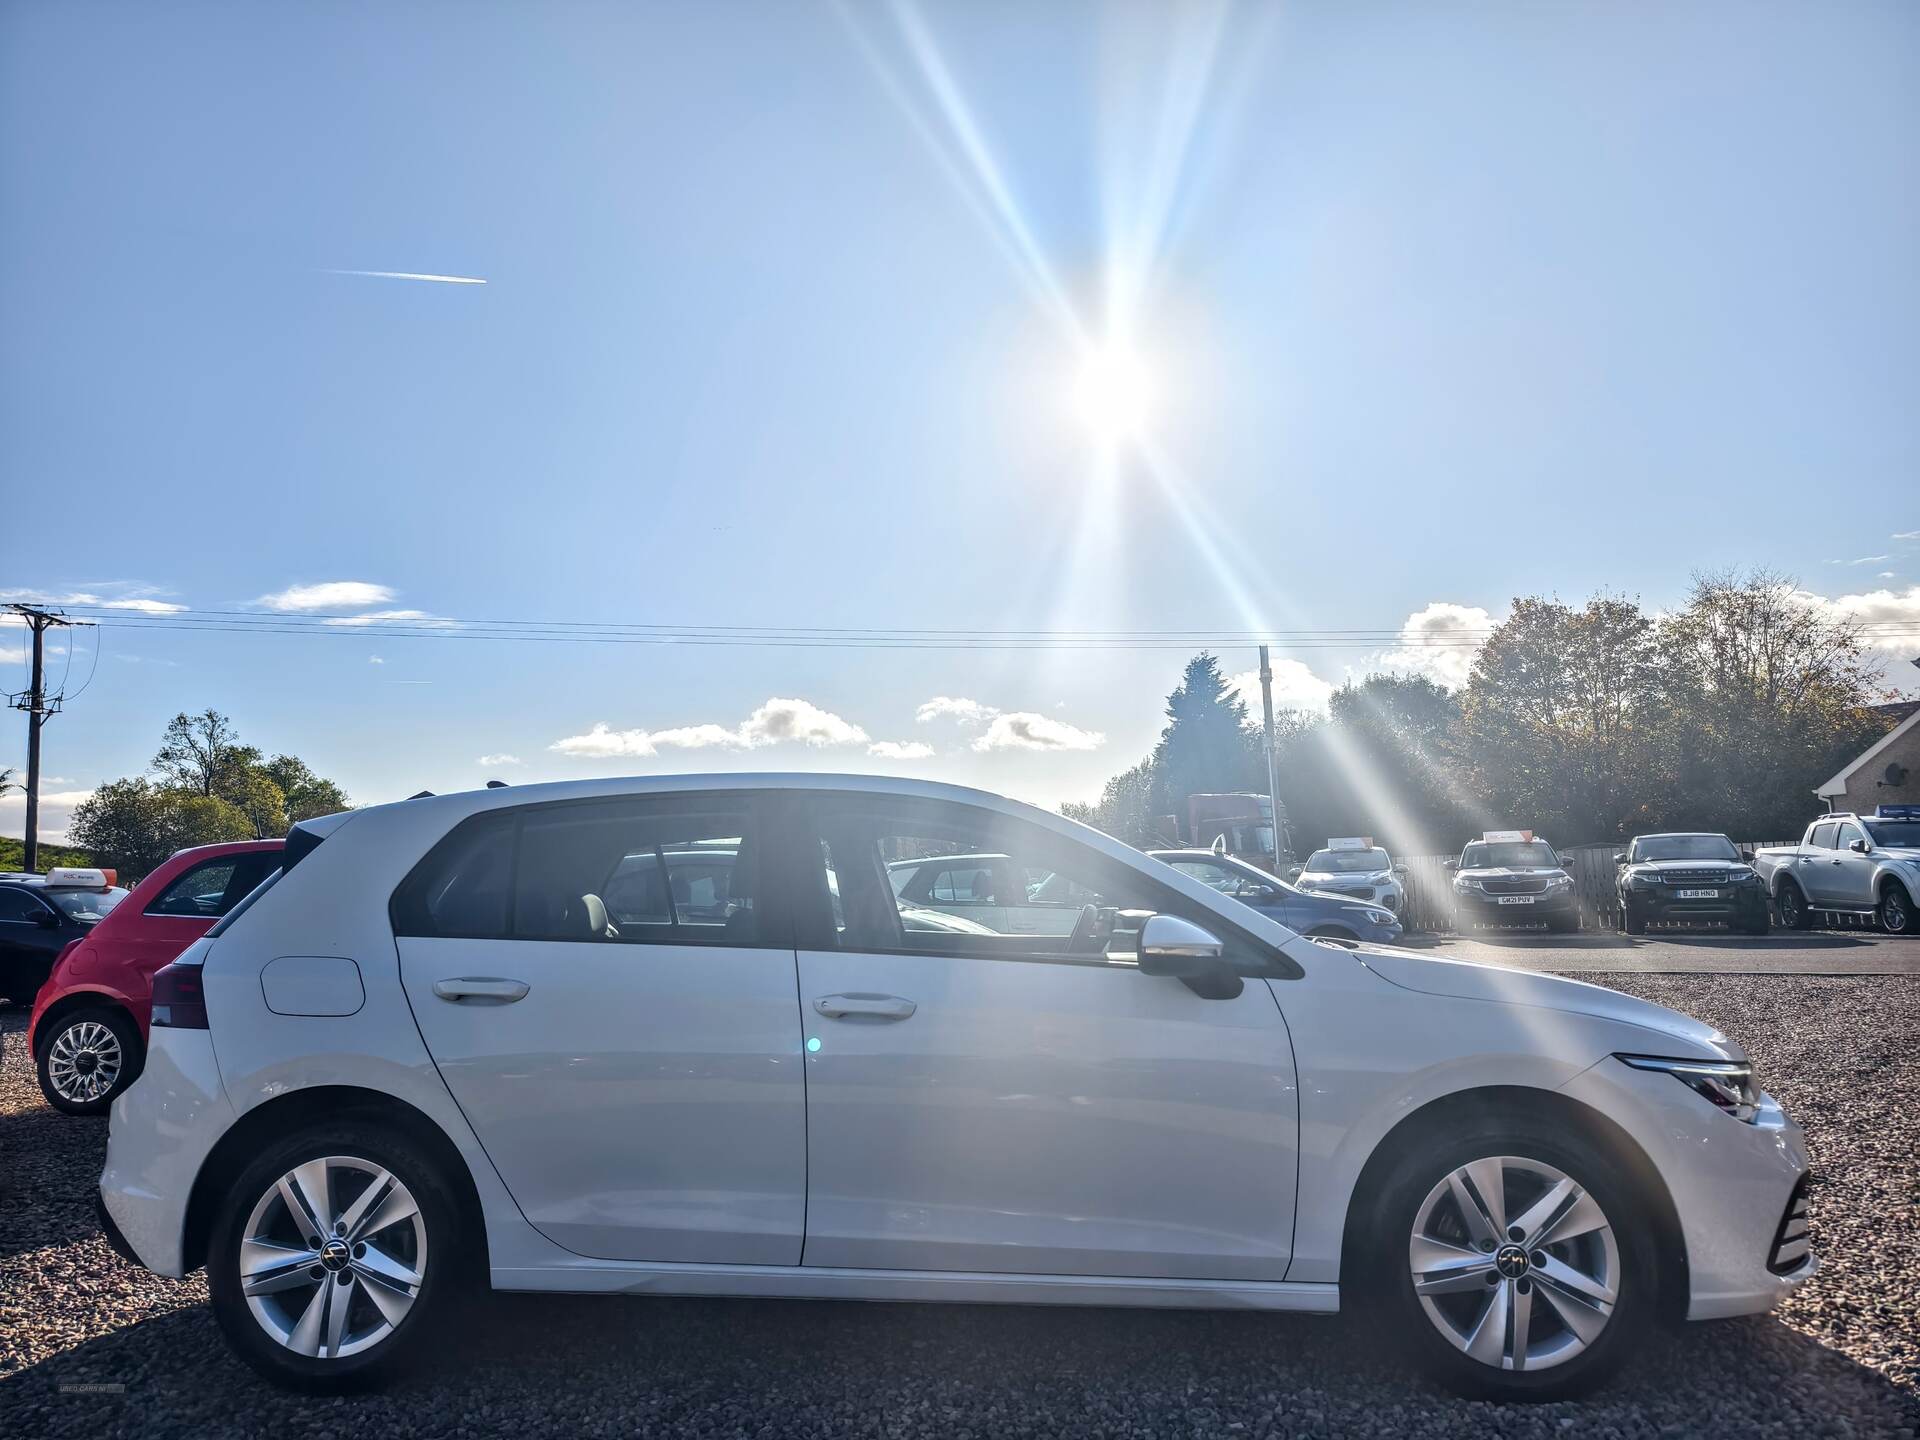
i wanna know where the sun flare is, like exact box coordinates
[1071,342,1158,445]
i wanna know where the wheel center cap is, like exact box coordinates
[320,1239,351,1272]
[75,1052,98,1073]
[1494,1244,1530,1279]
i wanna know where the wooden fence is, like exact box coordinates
[1393,841,1795,934]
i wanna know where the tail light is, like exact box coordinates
[151,963,210,1029]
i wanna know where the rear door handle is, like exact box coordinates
[813,993,916,1021]
[433,977,530,1004]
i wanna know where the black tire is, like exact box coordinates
[1620,902,1646,936]
[1354,1111,1659,1402]
[1546,912,1579,935]
[1775,880,1812,931]
[1881,882,1914,936]
[207,1123,470,1392]
[1739,912,1771,937]
[35,1005,142,1116]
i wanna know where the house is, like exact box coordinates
[1817,700,1920,812]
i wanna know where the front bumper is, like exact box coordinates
[1560,1057,1815,1320]
[1624,885,1770,925]
[99,1025,235,1278]
[1454,888,1578,922]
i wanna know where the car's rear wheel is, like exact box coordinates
[1775,880,1812,930]
[1881,883,1914,935]
[1359,1118,1656,1401]
[37,1006,141,1115]
[208,1126,467,1391]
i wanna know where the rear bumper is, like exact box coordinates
[99,1026,234,1278]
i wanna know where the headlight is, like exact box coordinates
[1546,874,1573,889]
[1618,1054,1761,1123]
[1453,876,1482,891]
[1622,872,1657,891]
[1363,909,1395,926]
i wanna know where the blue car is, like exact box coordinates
[1148,848,1404,945]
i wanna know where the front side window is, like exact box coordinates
[1835,823,1867,851]
[801,797,1172,963]
[0,888,51,924]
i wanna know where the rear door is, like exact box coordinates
[793,794,1299,1280]
[395,792,808,1264]
[1800,821,1841,903]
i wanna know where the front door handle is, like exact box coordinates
[433,977,530,1004]
[813,993,916,1021]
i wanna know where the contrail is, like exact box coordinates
[325,270,487,285]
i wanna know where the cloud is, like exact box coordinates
[369,655,386,665]
[1376,602,1495,690]
[1880,572,1898,580]
[256,581,396,611]
[1229,659,1336,716]
[477,754,523,767]
[0,586,185,614]
[0,645,22,664]
[868,740,935,760]
[1828,555,1892,566]
[1794,584,1920,654]
[0,788,95,843]
[552,697,869,759]
[1891,531,1919,541]
[971,712,1105,752]
[916,696,999,725]
[322,609,455,628]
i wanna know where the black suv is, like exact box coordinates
[1614,833,1769,935]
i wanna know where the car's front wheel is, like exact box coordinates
[1360,1119,1657,1401]
[208,1125,467,1391]
[37,1006,141,1115]
[1776,880,1812,930]
[1882,883,1914,935]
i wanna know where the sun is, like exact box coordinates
[1071,341,1158,445]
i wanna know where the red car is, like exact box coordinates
[29,839,282,1114]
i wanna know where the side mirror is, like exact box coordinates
[1612,852,1627,865]
[1849,838,1869,854]
[1136,914,1241,999]
[35,908,60,928]
[1392,862,1408,876]
[1442,858,1458,871]
[1740,848,1755,863]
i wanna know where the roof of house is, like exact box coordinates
[1816,703,1920,798]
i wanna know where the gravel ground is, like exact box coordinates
[2,976,1915,1439]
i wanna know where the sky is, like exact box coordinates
[3,0,1919,839]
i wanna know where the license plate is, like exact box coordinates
[1496,895,1535,906]
[1676,888,1719,899]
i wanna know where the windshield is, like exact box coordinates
[1305,848,1390,873]
[1864,819,1920,849]
[47,887,128,923]
[1459,842,1559,870]
[1632,834,1740,862]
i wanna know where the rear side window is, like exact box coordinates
[1809,822,1838,849]
[392,796,771,947]
[147,855,278,918]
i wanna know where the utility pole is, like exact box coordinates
[1257,644,1285,869]
[7,604,77,872]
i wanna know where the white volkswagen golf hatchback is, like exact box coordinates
[99,776,1813,1399]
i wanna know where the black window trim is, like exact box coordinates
[144,855,245,920]
[390,789,794,951]
[789,791,1301,980]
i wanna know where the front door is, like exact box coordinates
[1830,821,1878,908]
[792,794,1298,1280]
[395,793,807,1264]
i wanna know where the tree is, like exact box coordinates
[153,709,246,797]
[1061,758,1172,846]
[1458,595,1672,841]
[67,779,253,879]
[0,766,17,797]
[220,769,289,839]
[259,754,351,822]
[1153,653,1263,809]
[1657,569,1887,837]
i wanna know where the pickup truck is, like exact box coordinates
[1753,807,1920,933]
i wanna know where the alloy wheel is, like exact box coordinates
[1885,888,1912,934]
[1408,1155,1619,1373]
[239,1155,428,1360]
[46,1020,124,1105]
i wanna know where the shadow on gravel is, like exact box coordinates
[4,1290,1914,1439]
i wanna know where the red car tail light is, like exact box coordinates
[150,963,210,1029]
